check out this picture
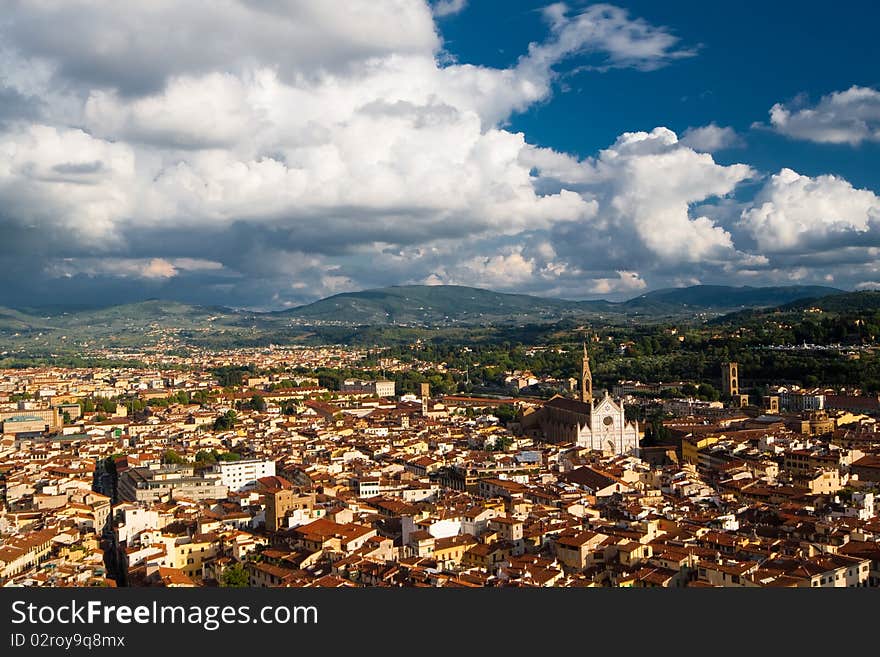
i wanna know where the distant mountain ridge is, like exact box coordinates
[0,284,845,333]
[276,285,590,325]
[621,284,842,314]
[778,290,880,313]
[279,283,843,325]
[711,289,880,326]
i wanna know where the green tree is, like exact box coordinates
[219,563,249,587]
[163,449,186,465]
[212,366,252,387]
[697,383,720,402]
[195,450,217,464]
[213,410,237,431]
[490,434,514,451]
[494,404,519,425]
[97,397,117,414]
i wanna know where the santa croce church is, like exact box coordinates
[521,344,640,456]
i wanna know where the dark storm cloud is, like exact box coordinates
[0,266,245,310]
[52,161,105,175]
[0,85,41,121]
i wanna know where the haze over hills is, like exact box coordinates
[279,284,843,325]
[711,290,880,326]
[779,290,880,314]
[620,285,843,315]
[0,283,858,356]
[0,284,846,336]
[276,285,607,325]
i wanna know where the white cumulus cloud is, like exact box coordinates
[0,1,876,306]
[739,167,880,253]
[432,0,467,17]
[768,86,880,145]
[681,123,743,152]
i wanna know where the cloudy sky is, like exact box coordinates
[1,0,879,310]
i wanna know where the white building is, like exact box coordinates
[521,345,639,457]
[524,392,640,456]
[340,379,396,397]
[212,459,276,492]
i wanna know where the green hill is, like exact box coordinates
[778,290,880,313]
[280,283,842,326]
[0,307,51,332]
[0,284,854,354]
[53,299,243,329]
[622,285,841,314]
[278,285,587,325]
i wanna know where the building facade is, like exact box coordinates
[522,344,639,456]
[212,459,276,492]
[341,379,396,397]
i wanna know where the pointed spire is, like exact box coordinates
[581,337,593,406]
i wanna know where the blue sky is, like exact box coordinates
[0,1,879,309]
[442,0,880,187]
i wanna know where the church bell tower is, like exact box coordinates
[581,342,593,407]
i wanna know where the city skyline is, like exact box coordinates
[0,1,879,310]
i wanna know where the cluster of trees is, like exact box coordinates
[219,563,249,587]
[0,355,147,370]
[162,449,186,465]
[141,390,194,408]
[493,404,519,425]
[679,383,720,401]
[212,365,254,387]
[265,379,303,391]
[312,366,458,396]
[81,396,120,414]
[488,434,514,451]
[213,410,237,431]
[195,450,241,464]
[161,448,242,467]
[235,395,266,412]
